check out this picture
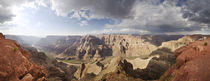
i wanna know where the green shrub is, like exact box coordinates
[117,70,120,74]
[204,42,208,46]
[13,47,18,52]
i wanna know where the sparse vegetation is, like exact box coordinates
[63,59,88,64]
[125,55,150,60]
[204,42,208,46]
[117,70,120,74]
[100,56,114,65]
[13,47,18,52]
[150,47,173,55]
[159,75,172,81]
[45,53,56,60]
[165,76,171,81]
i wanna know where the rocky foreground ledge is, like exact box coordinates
[160,37,210,81]
[0,33,48,81]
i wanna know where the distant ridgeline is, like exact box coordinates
[34,34,205,60]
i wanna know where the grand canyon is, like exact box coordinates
[1,32,210,81]
[1,0,210,81]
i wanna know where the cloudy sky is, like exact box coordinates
[0,0,210,36]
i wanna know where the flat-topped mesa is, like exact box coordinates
[0,33,48,81]
[159,35,205,52]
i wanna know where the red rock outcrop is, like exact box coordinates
[0,33,48,81]
[160,37,210,81]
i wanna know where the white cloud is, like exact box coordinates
[79,20,88,26]
[105,0,206,34]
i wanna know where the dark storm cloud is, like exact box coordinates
[0,7,14,23]
[104,0,209,34]
[50,0,136,19]
[182,0,210,24]
[0,0,13,23]
[145,24,201,33]
[96,0,135,19]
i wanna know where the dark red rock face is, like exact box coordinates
[161,37,210,81]
[0,33,48,81]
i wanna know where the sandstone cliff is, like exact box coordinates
[37,34,183,60]
[74,35,112,60]
[54,36,81,55]
[9,34,186,60]
[97,35,158,57]
[0,33,48,81]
